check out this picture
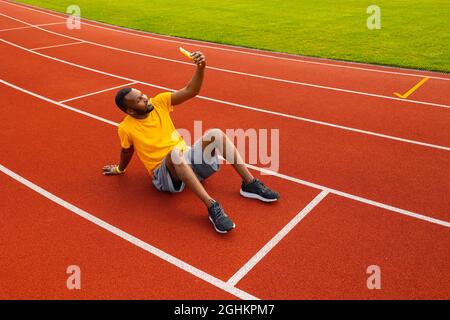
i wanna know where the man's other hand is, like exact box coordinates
[102,164,125,175]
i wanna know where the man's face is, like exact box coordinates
[124,89,153,116]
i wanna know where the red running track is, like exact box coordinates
[0,0,449,299]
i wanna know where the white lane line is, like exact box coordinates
[1,37,448,152]
[0,21,64,32]
[245,164,450,228]
[227,191,329,286]
[1,12,450,110]
[0,163,258,300]
[4,0,450,82]
[195,95,450,151]
[59,81,137,103]
[0,79,119,127]
[30,40,85,51]
[2,78,449,230]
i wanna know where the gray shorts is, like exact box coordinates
[152,139,220,193]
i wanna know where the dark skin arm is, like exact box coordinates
[118,146,134,171]
[171,51,206,106]
[102,145,134,175]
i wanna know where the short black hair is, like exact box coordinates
[115,87,132,113]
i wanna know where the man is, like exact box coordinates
[103,51,279,233]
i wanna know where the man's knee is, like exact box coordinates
[203,128,225,146]
[169,148,188,167]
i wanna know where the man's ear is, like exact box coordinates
[126,108,135,115]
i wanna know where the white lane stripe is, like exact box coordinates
[227,191,329,286]
[195,95,450,151]
[1,12,450,110]
[0,21,65,32]
[59,81,137,103]
[244,164,450,228]
[2,78,449,229]
[1,37,448,152]
[0,163,257,300]
[0,79,119,127]
[31,41,85,51]
[4,0,450,82]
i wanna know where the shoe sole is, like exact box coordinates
[240,189,279,202]
[209,216,235,234]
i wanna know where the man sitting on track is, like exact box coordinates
[102,51,279,234]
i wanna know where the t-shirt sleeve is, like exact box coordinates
[153,92,173,113]
[118,125,133,149]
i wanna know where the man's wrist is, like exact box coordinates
[116,165,126,174]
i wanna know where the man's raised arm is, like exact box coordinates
[171,51,206,106]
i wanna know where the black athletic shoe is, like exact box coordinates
[240,179,280,202]
[208,201,235,233]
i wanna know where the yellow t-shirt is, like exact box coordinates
[117,92,187,174]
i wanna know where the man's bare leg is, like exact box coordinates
[165,148,215,208]
[201,129,254,184]
[165,147,235,233]
[199,128,280,202]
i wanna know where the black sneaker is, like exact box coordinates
[208,201,235,234]
[240,179,280,202]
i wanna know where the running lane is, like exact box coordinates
[0,1,64,25]
[38,22,450,104]
[0,41,127,101]
[0,173,238,299]
[0,25,76,48]
[1,38,449,149]
[236,194,450,299]
[0,12,24,29]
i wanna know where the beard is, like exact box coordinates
[136,101,154,115]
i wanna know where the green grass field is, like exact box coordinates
[16,0,450,72]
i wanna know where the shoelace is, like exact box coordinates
[211,204,227,222]
[254,180,270,194]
